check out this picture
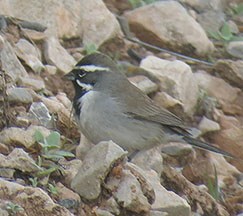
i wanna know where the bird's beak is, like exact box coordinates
[63,71,75,81]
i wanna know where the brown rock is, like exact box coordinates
[0,178,72,216]
[125,1,214,56]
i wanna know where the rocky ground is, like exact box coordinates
[0,0,243,216]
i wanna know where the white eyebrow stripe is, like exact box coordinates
[74,65,110,72]
[76,79,93,91]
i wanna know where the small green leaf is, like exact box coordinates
[219,23,233,41]
[45,132,60,147]
[48,183,58,195]
[34,130,45,143]
[234,3,243,15]
[84,43,97,55]
[53,150,75,158]
[231,36,243,41]
[208,30,221,40]
[36,167,58,177]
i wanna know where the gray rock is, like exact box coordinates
[71,140,127,201]
[125,1,214,56]
[7,87,33,104]
[0,35,28,82]
[145,171,191,216]
[129,75,158,95]
[197,10,225,33]
[161,142,193,157]
[179,0,225,12]
[198,116,220,135]
[226,41,243,59]
[0,148,42,173]
[131,147,163,175]
[18,77,45,91]
[111,169,151,213]
[149,210,169,216]
[99,197,120,216]
[141,56,199,116]
[15,38,44,73]
[94,209,114,216]
[0,125,51,149]
[44,37,76,73]
[28,102,53,128]
[0,168,15,179]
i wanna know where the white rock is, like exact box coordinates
[131,147,163,175]
[141,56,199,116]
[80,0,122,47]
[129,75,158,95]
[198,116,220,135]
[44,37,76,73]
[145,170,191,216]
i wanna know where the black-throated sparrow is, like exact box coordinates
[65,52,232,158]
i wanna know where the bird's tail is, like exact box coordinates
[183,136,233,158]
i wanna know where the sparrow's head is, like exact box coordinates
[64,52,122,93]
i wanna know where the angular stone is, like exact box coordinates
[44,37,76,73]
[18,77,45,91]
[0,178,73,216]
[0,125,51,149]
[214,59,243,89]
[28,102,53,128]
[141,56,198,116]
[125,1,214,56]
[125,162,155,205]
[71,141,127,201]
[80,0,123,47]
[198,116,220,135]
[0,148,42,173]
[112,169,151,213]
[15,38,44,73]
[7,87,33,104]
[145,171,191,216]
[194,71,242,115]
[131,147,163,175]
[0,35,28,82]
[128,75,158,95]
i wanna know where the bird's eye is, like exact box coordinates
[78,71,86,78]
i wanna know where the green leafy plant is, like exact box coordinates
[34,130,75,161]
[6,202,24,215]
[48,183,58,195]
[29,177,39,187]
[128,0,159,8]
[209,22,243,42]
[232,3,243,15]
[84,43,98,55]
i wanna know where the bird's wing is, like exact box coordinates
[119,82,190,134]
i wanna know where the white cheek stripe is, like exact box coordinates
[74,65,110,72]
[76,79,93,91]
